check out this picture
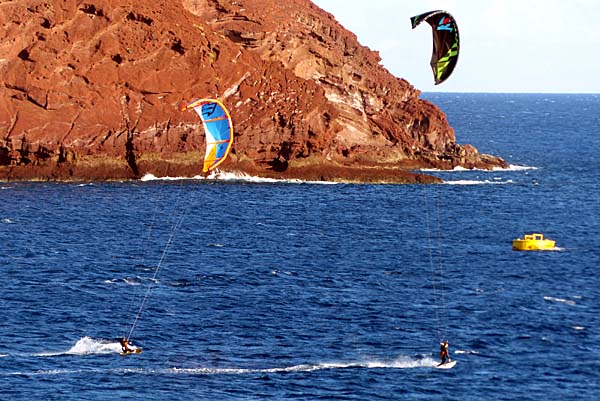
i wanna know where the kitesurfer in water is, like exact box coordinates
[439,340,451,365]
[120,336,133,353]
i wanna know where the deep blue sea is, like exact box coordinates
[1,93,599,400]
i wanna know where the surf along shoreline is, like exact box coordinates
[0,152,516,184]
[0,156,445,184]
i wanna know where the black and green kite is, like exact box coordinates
[411,10,460,85]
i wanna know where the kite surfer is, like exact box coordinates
[439,340,451,365]
[119,336,133,353]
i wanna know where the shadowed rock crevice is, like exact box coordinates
[125,132,139,177]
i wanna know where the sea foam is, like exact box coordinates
[444,179,513,185]
[544,296,577,306]
[140,171,336,185]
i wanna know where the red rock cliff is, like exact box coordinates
[0,0,507,183]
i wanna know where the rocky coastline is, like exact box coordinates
[0,0,507,183]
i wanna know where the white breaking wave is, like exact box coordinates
[140,171,337,185]
[502,164,538,171]
[444,179,514,185]
[142,165,536,185]
[421,163,535,185]
[454,349,479,355]
[421,164,536,173]
[544,296,577,306]
[141,173,204,181]
[1,218,13,223]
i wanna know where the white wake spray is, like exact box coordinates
[167,355,439,375]
[34,336,128,357]
[12,353,442,377]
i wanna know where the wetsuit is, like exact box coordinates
[120,338,131,353]
[440,343,450,364]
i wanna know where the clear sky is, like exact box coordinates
[312,0,600,93]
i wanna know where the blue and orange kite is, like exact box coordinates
[181,99,234,173]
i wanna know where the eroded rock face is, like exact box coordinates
[0,0,507,182]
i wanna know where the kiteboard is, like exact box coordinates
[120,348,142,356]
[435,360,456,369]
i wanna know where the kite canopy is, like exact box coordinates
[410,10,459,85]
[181,99,234,173]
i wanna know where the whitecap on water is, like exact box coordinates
[454,349,479,355]
[444,179,513,185]
[544,296,576,306]
[2,218,13,223]
[123,277,142,285]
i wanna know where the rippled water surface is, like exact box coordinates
[1,94,599,400]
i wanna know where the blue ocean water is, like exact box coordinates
[1,93,599,400]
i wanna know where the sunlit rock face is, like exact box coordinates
[0,0,506,182]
